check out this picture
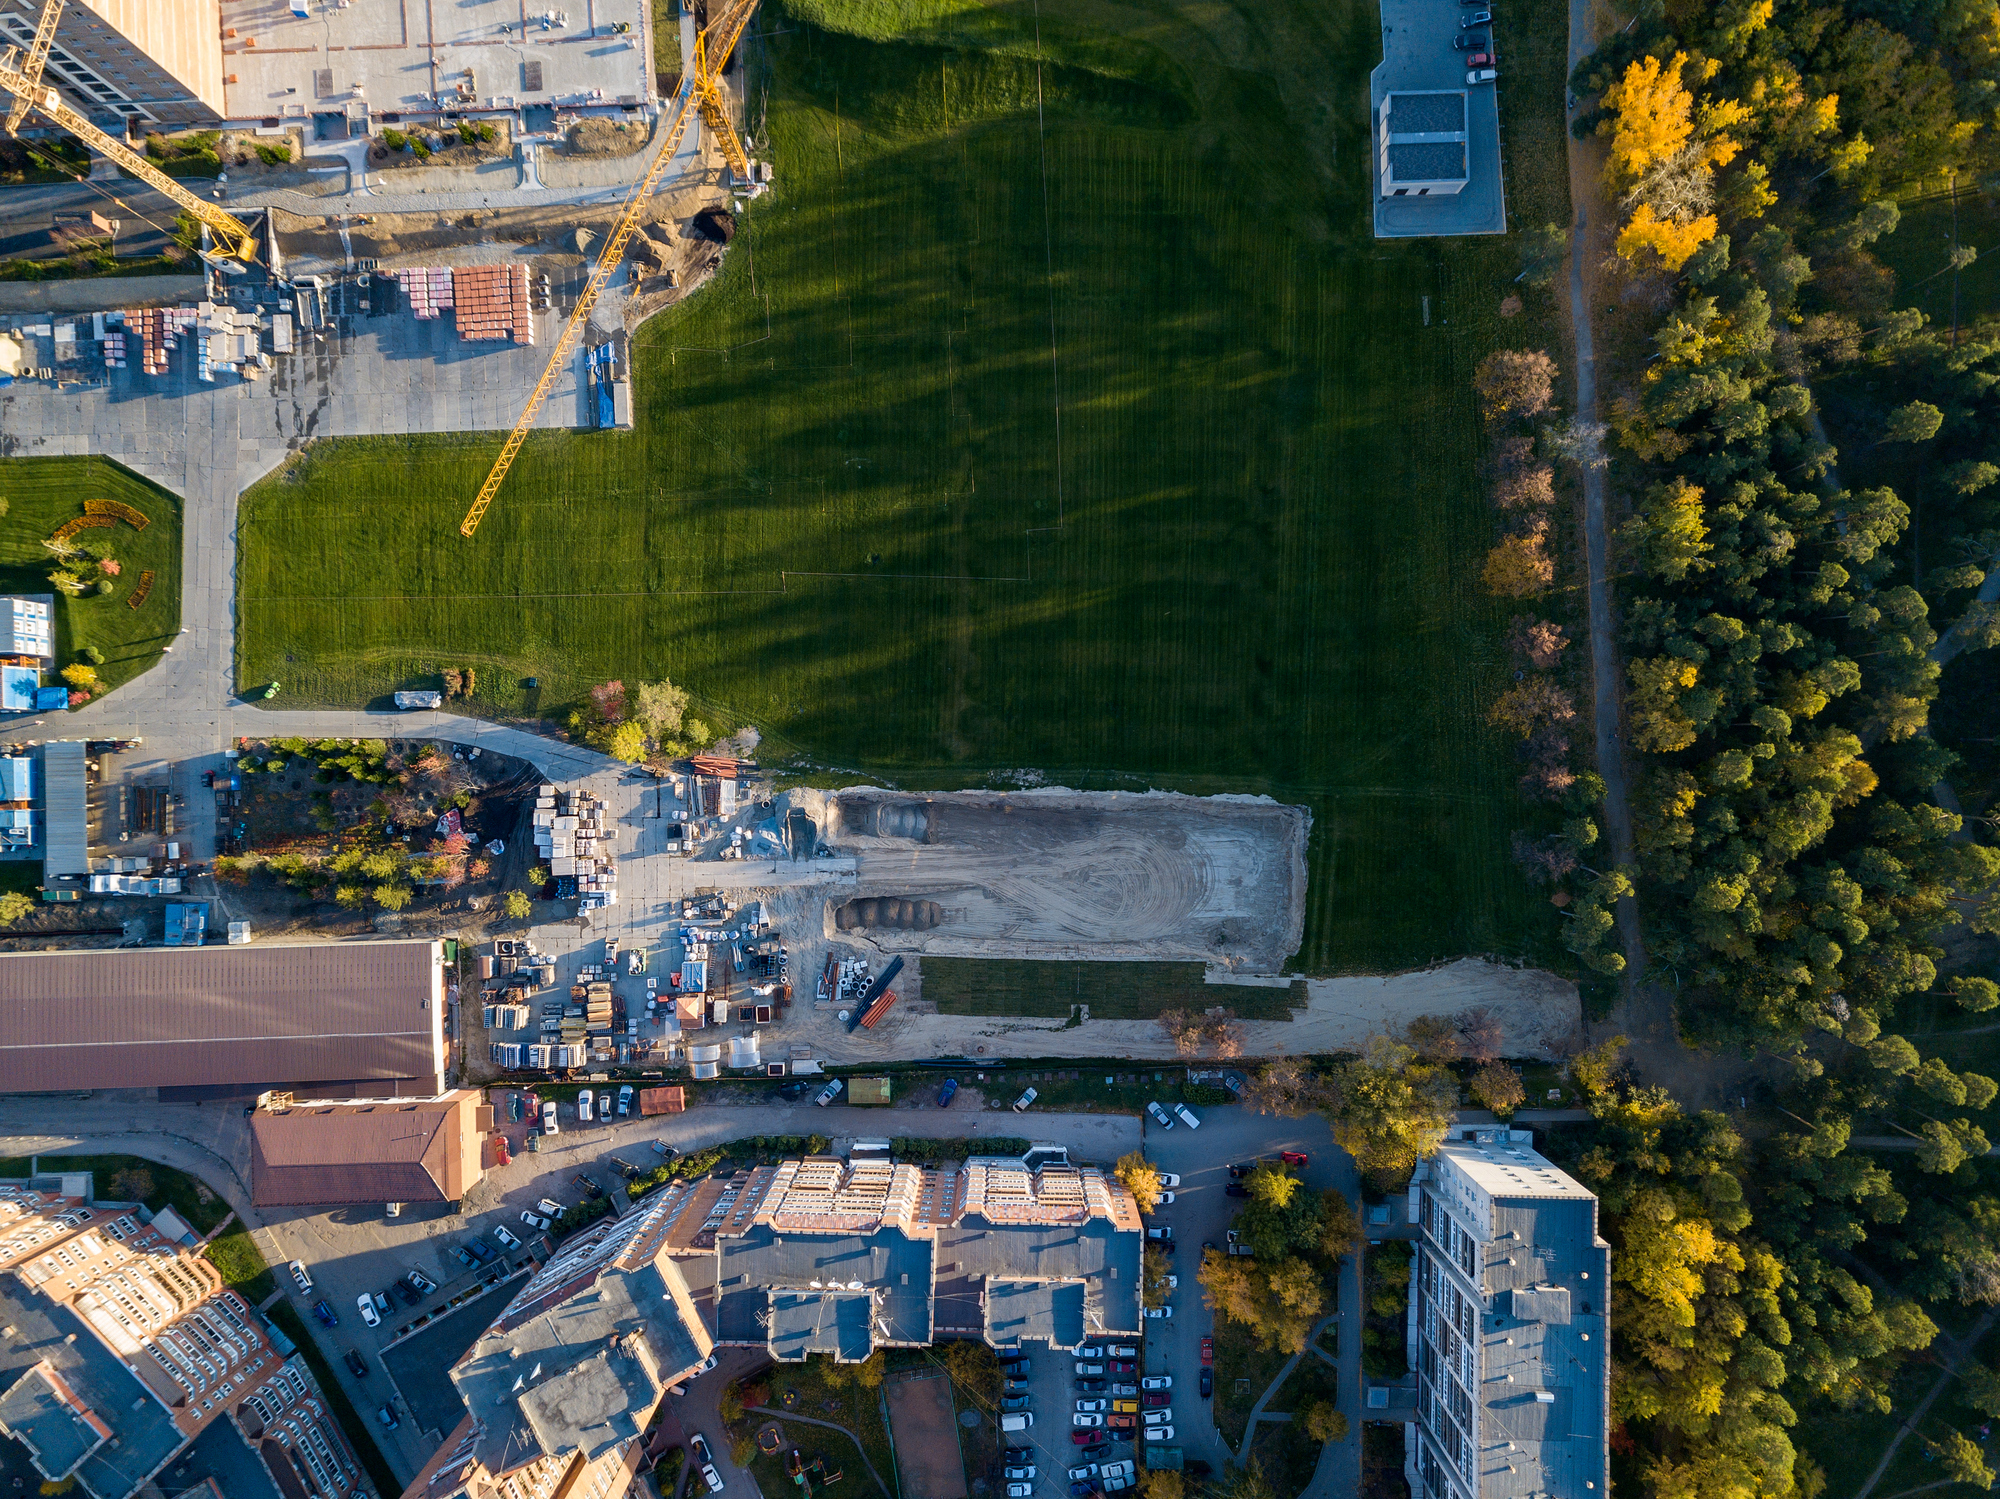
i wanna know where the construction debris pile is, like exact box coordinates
[393,264,537,343]
[532,784,617,909]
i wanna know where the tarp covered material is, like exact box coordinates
[0,665,37,713]
[39,742,87,878]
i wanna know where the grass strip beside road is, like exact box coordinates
[204,1222,279,1304]
[266,1299,405,1498]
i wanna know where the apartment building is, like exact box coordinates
[0,1,224,127]
[0,1177,371,1499]
[1408,1129,1609,1499]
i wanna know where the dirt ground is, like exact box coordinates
[561,119,651,158]
[794,786,1310,971]
[882,1374,968,1499]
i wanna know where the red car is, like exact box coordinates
[1109,1361,1136,1375]
[1073,1432,1106,1447]
[1280,1151,1309,1167]
[1143,1393,1171,1408]
[1463,51,1494,66]
[1200,1337,1214,1366]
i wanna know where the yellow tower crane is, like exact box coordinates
[0,0,261,266]
[458,0,758,538]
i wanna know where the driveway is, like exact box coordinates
[1138,1104,1356,1491]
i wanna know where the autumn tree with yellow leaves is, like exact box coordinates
[1599,52,1747,270]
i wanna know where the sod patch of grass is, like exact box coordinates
[234,0,1574,978]
[0,459,183,696]
[204,1224,278,1304]
[40,1152,231,1233]
[922,959,1302,1020]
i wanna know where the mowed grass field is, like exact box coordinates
[0,457,182,693]
[235,0,1574,974]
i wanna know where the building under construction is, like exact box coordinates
[0,0,224,128]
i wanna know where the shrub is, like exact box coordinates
[77,645,104,665]
[254,141,292,166]
[411,139,432,161]
[382,128,408,150]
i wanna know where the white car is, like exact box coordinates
[1146,1101,1174,1129]
[1173,1104,1200,1129]
[1145,1305,1173,1319]
[1076,1399,1107,1413]
[618,1085,634,1117]
[1073,1413,1104,1429]
[357,1294,380,1327]
[700,1466,725,1495]
[289,1260,313,1294]
[522,1210,551,1231]
[1007,1487,1033,1499]
[816,1078,845,1107]
[1144,1427,1175,1443]
[1468,68,1498,84]
[578,1089,594,1123]
[494,1225,521,1250]
[1163,1276,1178,1288]
[1002,1468,1036,1481]
[1068,1466,1096,1482]
[1156,1175,1181,1189]
[538,1198,564,1216]
[1143,1410,1172,1427]
[1141,1377,1172,1391]
[541,1101,559,1135]
[1108,1345,1138,1359]
[1157,1191,1176,1204]
[1075,1363,1105,1376]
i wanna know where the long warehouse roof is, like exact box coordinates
[0,940,444,1095]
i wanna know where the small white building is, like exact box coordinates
[1379,92,1471,198]
[0,598,52,660]
[1408,1128,1609,1499]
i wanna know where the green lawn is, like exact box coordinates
[922,959,1303,1020]
[0,458,183,695]
[38,1151,232,1232]
[204,1223,279,1304]
[234,0,1573,976]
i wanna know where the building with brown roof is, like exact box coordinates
[250,1091,491,1209]
[0,940,446,1099]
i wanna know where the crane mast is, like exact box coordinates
[459,0,758,537]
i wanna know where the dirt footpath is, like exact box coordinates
[793,786,1309,972]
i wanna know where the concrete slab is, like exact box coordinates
[220,0,654,123]
[1370,0,1507,237]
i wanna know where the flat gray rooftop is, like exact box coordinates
[984,1281,1085,1349]
[1370,0,1506,236]
[1388,142,1467,181]
[938,1217,1142,1337]
[768,1291,874,1363]
[716,1224,934,1348]
[1387,91,1465,133]
[220,0,655,123]
[0,1279,186,1499]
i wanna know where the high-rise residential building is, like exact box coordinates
[0,1176,371,1499]
[0,1,224,128]
[1408,1129,1610,1499]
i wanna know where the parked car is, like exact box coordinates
[451,1246,476,1268]
[1173,1104,1200,1129]
[1144,1393,1170,1408]
[690,1436,715,1467]
[541,1101,559,1135]
[938,1078,959,1108]
[572,1175,602,1196]
[1155,1176,1180,1189]
[373,1292,390,1316]
[1453,31,1487,47]
[700,1467,725,1496]
[1000,1358,1030,1375]
[1076,1378,1107,1392]
[1076,1399,1108,1413]
[1228,1163,1250,1179]
[1069,1466,1097,1482]
[290,1260,313,1294]
[578,1090,594,1123]
[1071,1431,1103,1446]
[1468,66,1498,82]
[1144,1305,1173,1319]
[1144,1427,1175,1443]
[1200,1368,1214,1399]
[1005,1449,1035,1464]
[1073,1414,1104,1429]
[1462,9,1492,23]
[1112,1400,1138,1415]
[816,1078,845,1107]
[1007,1486,1033,1499]
[1003,1468,1037,1482]
[1004,1380,1032,1396]
[522,1210,552,1232]
[1225,1183,1250,1197]
[392,1280,421,1306]
[1109,1360,1136,1375]
[405,1269,437,1296]
[1463,50,1494,64]
[1145,1101,1174,1129]
[1003,1396,1032,1412]
[1075,1362,1105,1376]
[538,1198,564,1217]
[378,1405,400,1430]
[494,1225,521,1250]
[466,1239,496,1265]
[1012,1087,1039,1112]
[778,1081,807,1101]
[313,1300,338,1327]
[344,1349,369,1378]
[1200,1337,1214,1365]
[1146,1227,1173,1241]
[1108,1345,1138,1359]
[1109,1384,1138,1397]
[617,1085,634,1116]
[1077,1345,1105,1359]
[1157,1192,1176,1205]
[1141,1377,1172,1391]
[1070,1485,1095,1498]
[1280,1151,1309,1166]
[1003,1414,1035,1432]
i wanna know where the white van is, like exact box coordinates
[1001,1413,1034,1432]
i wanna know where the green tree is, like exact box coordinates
[1323,1036,1455,1189]
[1300,1400,1348,1443]
[504,890,533,920]
[606,721,646,763]
[1883,400,1944,443]
[1245,1163,1301,1208]
[334,884,366,909]
[1469,1062,1526,1114]
[1927,1432,1995,1491]
[633,679,689,736]
[373,883,412,911]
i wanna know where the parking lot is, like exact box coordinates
[995,1340,1144,1498]
[1368,0,1509,236]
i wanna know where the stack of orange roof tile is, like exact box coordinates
[449,264,535,345]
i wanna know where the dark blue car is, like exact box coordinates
[938,1078,959,1108]
[313,1300,338,1327]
